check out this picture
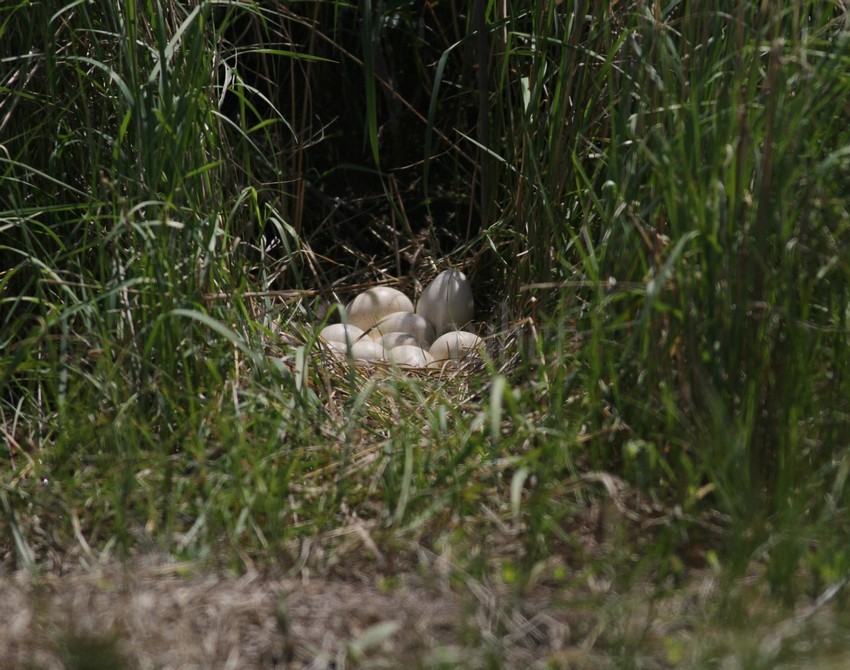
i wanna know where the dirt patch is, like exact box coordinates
[0,558,589,669]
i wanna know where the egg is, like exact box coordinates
[347,287,414,331]
[385,345,435,368]
[319,323,366,346]
[429,330,482,361]
[321,336,383,362]
[371,311,435,347]
[350,339,384,361]
[415,269,474,337]
[379,331,420,351]
[321,340,350,355]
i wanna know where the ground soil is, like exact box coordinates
[0,557,599,669]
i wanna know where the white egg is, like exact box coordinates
[321,340,350,355]
[429,330,482,361]
[350,339,384,361]
[385,345,435,368]
[320,336,382,362]
[319,323,366,346]
[415,269,474,337]
[379,331,419,351]
[371,311,435,347]
[347,287,414,331]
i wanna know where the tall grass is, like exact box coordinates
[3,0,850,660]
[466,1,850,587]
[0,0,301,561]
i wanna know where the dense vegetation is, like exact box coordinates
[2,0,850,665]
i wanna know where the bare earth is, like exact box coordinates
[0,558,592,669]
[2,549,846,668]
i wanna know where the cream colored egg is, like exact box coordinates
[320,323,365,346]
[385,345,435,368]
[415,269,474,337]
[429,330,482,361]
[347,287,414,331]
[380,331,419,351]
[321,340,350,355]
[350,339,384,361]
[371,311,435,347]
[321,337,382,362]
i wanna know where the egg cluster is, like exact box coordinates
[319,269,482,369]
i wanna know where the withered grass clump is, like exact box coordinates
[0,557,582,668]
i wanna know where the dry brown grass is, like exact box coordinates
[10,557,844,669]
[3,472,847,669]
[0,558,601,669]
